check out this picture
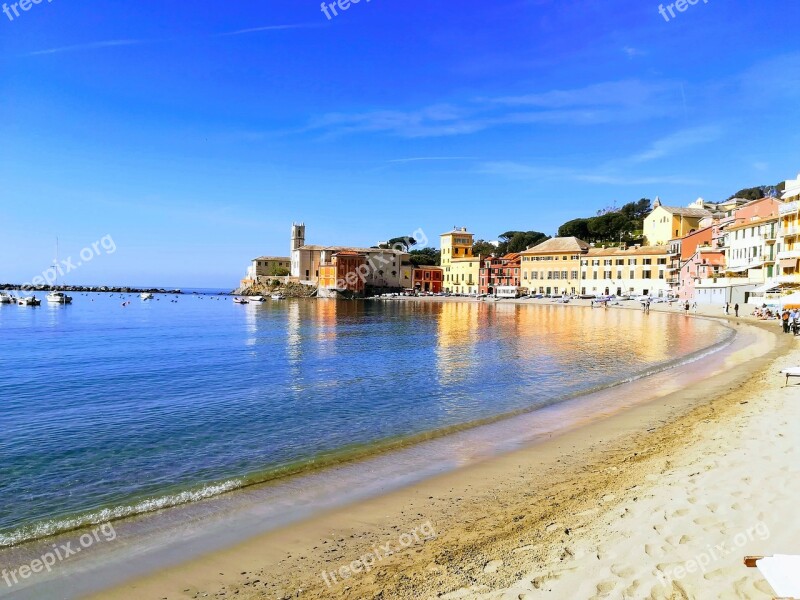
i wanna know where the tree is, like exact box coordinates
[472,239,497,257]
[378,236,418,251]
[495,231,549,254]
[409,247,440,266]
[268,265,290,277]
[558,218,591,239]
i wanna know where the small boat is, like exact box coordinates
[233,297,249,304]
[140,292,154,300]
[249,296,264,302]
[0,293,13,304]
[18,296,41,306]
[270,294,286,300]
[47,291,73,304]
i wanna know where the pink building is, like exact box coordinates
[678,247,725,300]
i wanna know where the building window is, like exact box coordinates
[643,270,652,279]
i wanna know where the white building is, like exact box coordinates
[783,173,800,202]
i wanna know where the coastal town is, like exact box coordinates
[238,171,800,308]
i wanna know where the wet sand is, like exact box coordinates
[88,305,795,600]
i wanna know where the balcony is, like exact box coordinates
[777,250,800,260]
[780,226,800,238]
[779,201,800,216]
[777,274,800,284]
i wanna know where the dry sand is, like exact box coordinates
[92,308,799,600]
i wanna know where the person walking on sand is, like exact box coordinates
[782,309,791,333]
[734,303,739,317]
[684,300,690,315]
[725,302,730,315]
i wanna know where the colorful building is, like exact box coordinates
[290,224,411,290]
[679,247,726,302]
[520,237,588,296]
[412,266,443,293]
[440,227,481,294]
[479,253,521,295]
[776,199,800,290]
[318,251,368,297]
[580,245,670,297]
[643,199,712,246]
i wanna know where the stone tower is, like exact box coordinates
[291,222,306,252]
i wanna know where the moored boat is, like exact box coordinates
[46,291,73,304]
[233,297,249,304]
[18,296,41,307]
[270,294,286,300]
[140,292,154,300]
[0,293,13,304]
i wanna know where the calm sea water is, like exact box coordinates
[0,294,731,548]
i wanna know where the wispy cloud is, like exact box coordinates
[215,23,323,37]
[479,160,702,186]
[306,79,681,139]
[26,23,316,56]
[27,39,148,56]
[628,125,723,163]
[387,156,475,164]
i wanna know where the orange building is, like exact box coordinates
[318,251,368,297]
[479,253,521,294]
[412,266,443,292]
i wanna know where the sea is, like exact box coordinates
[0,294,732,557]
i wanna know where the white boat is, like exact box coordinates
[270,294,286,300]
[250,296,264,302]
[47,291,73,304]
[47,239,73,305]
[140,292,154,300]
[233,297,249,304]
[18,296,41,306]
[0,293,13,304]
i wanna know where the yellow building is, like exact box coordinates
[580,246,670,297]
[440,227,481,294]
[644,199,711,246]
[777,200,800,288]
[520,237,589,296]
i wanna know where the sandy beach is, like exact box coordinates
[86,301,800,600]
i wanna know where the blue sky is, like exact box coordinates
[1,0,799,287]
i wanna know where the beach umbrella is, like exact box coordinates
[779,292,800,309]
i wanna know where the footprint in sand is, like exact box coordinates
[644,543,667,558]
[610,564,636,578]
[483,560,503,574]
[670,508,690,518]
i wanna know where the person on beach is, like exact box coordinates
[725,302,730,315]
[734,303,739,317]
[782,310,791,333]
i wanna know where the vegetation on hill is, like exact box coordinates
[557,198,651,244]
[728,183,782,201]
[472,231,550,256]
[409,247,441,266]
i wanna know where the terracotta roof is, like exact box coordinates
[586,246,669,257]
[656,206,712,218]
[440,228,474,236]
[520,237,589,255]
[252,256,290,261]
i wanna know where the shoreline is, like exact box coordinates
[78,307,790,600]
